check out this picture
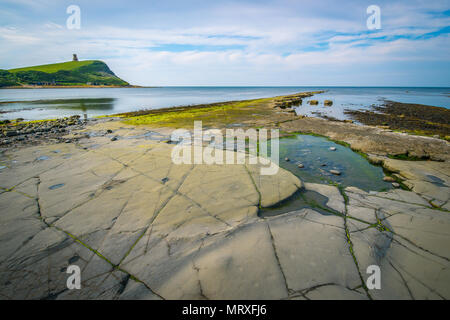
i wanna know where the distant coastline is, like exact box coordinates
[0,84,149,89]
[0,59,131,88]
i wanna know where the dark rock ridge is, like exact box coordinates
[344,101,450,139]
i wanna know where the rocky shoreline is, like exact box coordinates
[0,116,89,148]
[344,100,450,140]
[0,91,449,300]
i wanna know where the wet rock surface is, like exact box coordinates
[0,116,88,148]
[271,92,322,110]
[280,116,450,161]
[344,101,450,139]
[0,120,449,300]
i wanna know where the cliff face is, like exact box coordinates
[0,60,130,87]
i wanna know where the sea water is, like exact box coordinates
[0,86,448,120]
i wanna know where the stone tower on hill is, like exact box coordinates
[73,54,78,62]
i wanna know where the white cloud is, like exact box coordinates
[0,0,449,85]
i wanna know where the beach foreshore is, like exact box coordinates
[0,91,449,300]
[1,90,449,158]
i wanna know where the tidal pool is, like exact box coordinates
[276,134,392,192]
[260,190,336,217]
[260,134,392,217]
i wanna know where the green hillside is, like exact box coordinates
[0,60,130,87]
[9,60,96,73]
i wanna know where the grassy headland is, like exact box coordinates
[0,60,129,88]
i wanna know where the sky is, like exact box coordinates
[0,0,449,86]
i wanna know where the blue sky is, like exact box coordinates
[0,0,449,86]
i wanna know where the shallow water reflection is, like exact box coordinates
[276,134,392,192]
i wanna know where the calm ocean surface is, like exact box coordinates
[0,87,448,120]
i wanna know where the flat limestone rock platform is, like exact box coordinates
[0,122,449,300]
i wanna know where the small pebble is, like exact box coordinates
[297,163,304,168]
[111,136,118,141]
[330,170,341,175]
[383,176,396,182]
[329,147,336,151]
[392,182,400,188]
[284,157,289,162]
[65,140,71,143]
